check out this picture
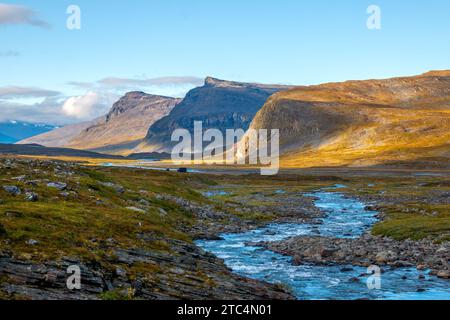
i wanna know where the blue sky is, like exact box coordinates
[1,0,450,124]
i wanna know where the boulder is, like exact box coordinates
[3,185,21,196]
[47,182,68,191]
[375,251,397,264]
[25,192,39,202]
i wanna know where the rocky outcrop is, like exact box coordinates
[256,235,449,279]
[0,240,293,300]
[138,77,292,153]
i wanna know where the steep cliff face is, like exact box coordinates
[242,71,450,168]
[20,92,179,155]
[138,77,292,152]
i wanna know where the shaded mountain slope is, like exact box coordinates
[138,77,292,152]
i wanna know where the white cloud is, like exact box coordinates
[0,97,65,124]
[1,75,204,124]
[62,92,103,119]
[67,76,204,97]
[0,3,49,28]
[97,76,203,87]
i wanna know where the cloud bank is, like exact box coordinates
[1,75,202,125]
[67,76,204,94]
[0,86,60,99]
[62,92,113,120]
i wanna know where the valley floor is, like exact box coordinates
[0,156,448,300]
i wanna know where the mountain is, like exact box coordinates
[0,121,56,144]
[137,77,292,152]
[240,70,450,168]
[0,133,16,144]
[19,92,179,155]
[0,143,124,159]
[18,119,102,148]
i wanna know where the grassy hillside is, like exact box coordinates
[246,71,450,168]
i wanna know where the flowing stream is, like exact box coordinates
[196,186,450,300]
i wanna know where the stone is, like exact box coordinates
[375,251,397,264]
[99,182,124,194]
[416,264,427,271]
[139,199,150,206]
[26,239,39,246]
[44,271,59,284]
[341,267,354,272]
[47,182,67,191]
[437,270,450,279]
[3,185,21,196]
[320,248,336,258]
[115,267,127,278]
[25,192,38,202]
[126,207,146,214]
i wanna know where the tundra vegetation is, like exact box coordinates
[0,156,448,299]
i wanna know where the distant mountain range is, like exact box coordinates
[137,77,292,152]
[0,121,56,144]
[21,77,291,155]
[16,71,450,169]
[0,143,124,159]
[0,133,16,144]
[239,70,450,168]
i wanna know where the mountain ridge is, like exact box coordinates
[138,77,293,153]
[19,92,180,155]
[240,70,450,168]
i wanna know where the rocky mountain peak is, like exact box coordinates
[204,77,235,87]
[106,92,175,122]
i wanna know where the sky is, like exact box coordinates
[1,0,450,125]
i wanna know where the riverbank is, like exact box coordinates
[197,188,450,299]
[258,234,449,279]
[0,157,293,300]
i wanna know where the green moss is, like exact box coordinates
[372,208,450,241]
[99,288,136,300]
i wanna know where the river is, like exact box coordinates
[196,186,450,300]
